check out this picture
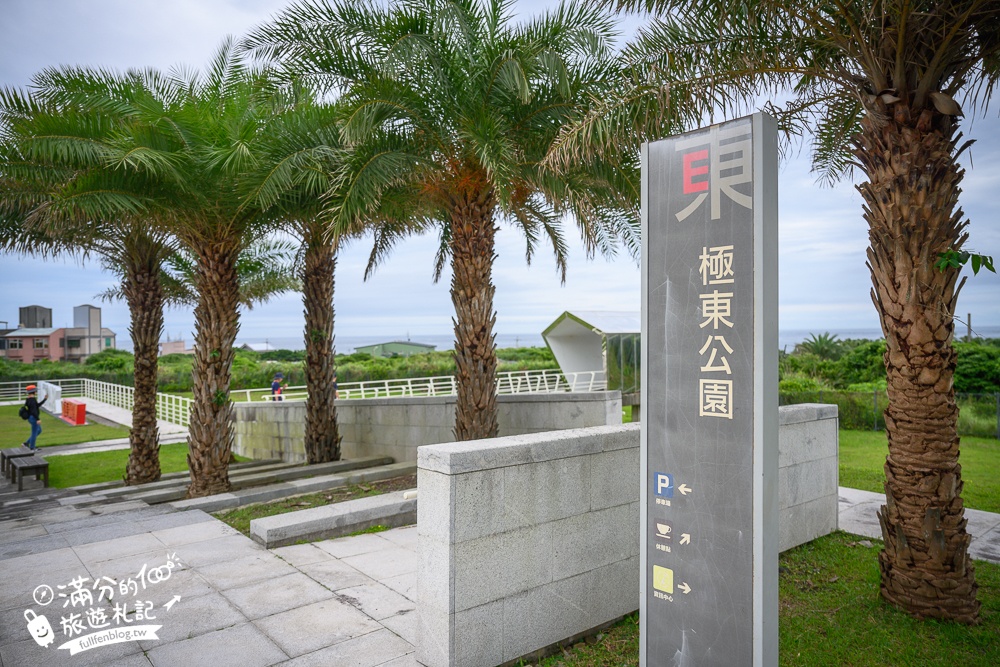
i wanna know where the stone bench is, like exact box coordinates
[9,455,49,492]
[1,447,34,475]
[249,489,417,548]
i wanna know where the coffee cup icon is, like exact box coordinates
[24,610,55,648]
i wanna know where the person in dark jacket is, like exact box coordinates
[22,384,46,452]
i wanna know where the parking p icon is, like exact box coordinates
[654,472,674,498]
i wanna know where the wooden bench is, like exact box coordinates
[9,455,49,492]
[1,447,35,475]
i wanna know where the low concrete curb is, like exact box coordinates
[169,461,417,513]
[91,457,392,503]
[250,488,417,548]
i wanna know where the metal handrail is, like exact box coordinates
[1,369,606,423]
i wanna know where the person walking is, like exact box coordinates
[22,384,46,452]
[271,372,285,402]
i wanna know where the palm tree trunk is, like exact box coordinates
[123,261,163,485]
[303,236,340,463]
[450,191,499,441]
[186,243,241,498]
[856,108,979,623]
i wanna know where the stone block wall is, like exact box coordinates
[416,404,839,667]
[417,425,640,667]
[233,392,622,463]
[778,403,840,551]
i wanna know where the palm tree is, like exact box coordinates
[240,93,349,463]
[11,43,308,497]
[0,76,176,486]
[244,0,640,440]
[796,332,844,361]
[554,0,999,623]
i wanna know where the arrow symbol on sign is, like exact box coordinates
[680,533,691,545]
[678,582,691,595]
[678,484,692,496]
[163,595,181,610]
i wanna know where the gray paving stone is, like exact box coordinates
[296,557,374,591]
[165,534,263,568]
[146,622,287,667]
[0,524,47,544]
[137,590,247,645]
[315,532,394,559]
[273,628,413,667]
[376,652,422,667]
[254,598,383,658]
[0,564,86,613]
[197,552,298,590]
[134,510,214,533]
[380,572,417,602]
[971,525,1000,563]
[150,517,242,548]
[270,543,334,568]
[0,533,71,560]
[221,572,333,620]
[130,566,213,601]
[379,610,419,646]
[837,500,883,540]
[342,546,418,582]
[81,547,187,583]
[281,630,413,667]
[336,582,416,621]
[72,532,165,565]
[0,634,146,667]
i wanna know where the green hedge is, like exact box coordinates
[781,390,999,437]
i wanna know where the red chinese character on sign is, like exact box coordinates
[682,150,709,194]
[675,123,753,222]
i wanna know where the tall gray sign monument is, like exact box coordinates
[640,113,778,666]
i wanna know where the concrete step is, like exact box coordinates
[85,460,306,499]
[250,488,417,548]
[171,461,417,514]
[0,494,149,524]
[118,456,394,505]
[0,508,215,562]
[70,458,284,494]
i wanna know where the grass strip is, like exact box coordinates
[840,430,1000,513]
[0,405,129,448]
[525,532,999,667]
[47,443,193,488]
[215,473,417,536]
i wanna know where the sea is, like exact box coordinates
[229,326,1000,354]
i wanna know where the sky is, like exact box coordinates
[1,0,998,349]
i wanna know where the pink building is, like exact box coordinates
[3,328,66,363]
[1,304,117,364]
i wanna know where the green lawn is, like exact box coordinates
[840,429,1000,513]
[47,443,194,488]
[0,405,129,449]
[532,532,1000,667]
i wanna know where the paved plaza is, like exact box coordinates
[1,509,421,667]
[1,487,997,666]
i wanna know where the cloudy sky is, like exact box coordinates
[1,0,998,349]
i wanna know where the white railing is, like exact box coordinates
[246,369,607,402]
[2,368,605,422]
[0,378,85,402]
[77,379,194,428]
[155,391,194,427]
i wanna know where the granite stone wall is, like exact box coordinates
[233,391,623,463]
[416,404,838,667]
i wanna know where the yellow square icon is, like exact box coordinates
[653,565,674,594]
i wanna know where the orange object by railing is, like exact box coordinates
[62,398,87,425]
